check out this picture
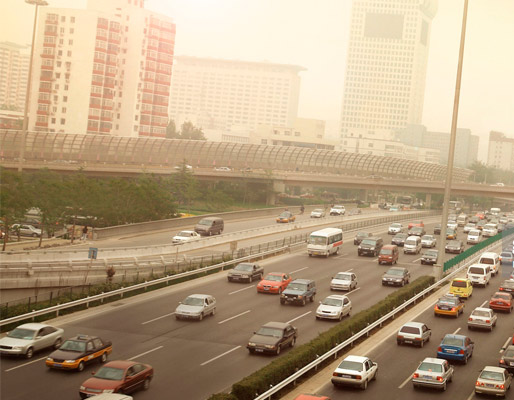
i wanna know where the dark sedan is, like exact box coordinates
[79,360,153,399]
[354,231,372,245]
[499,280,514,294]
[445,240,464,253]
[247,321,297,355]
[499,345,514,372]
[382,267,410,287]
[421,250,439,265]
[433,224,441,235]
[392,233,408,247]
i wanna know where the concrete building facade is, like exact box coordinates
[0,42,30,111]
[28,0,175,137]
[487,131,514,171]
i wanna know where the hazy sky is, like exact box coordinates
[2,0,513,162]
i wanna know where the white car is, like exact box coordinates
[10,224,42,237]
[310,208,325,218]
[330,272,357,291]
[482,223,498,237]
[463,223,476,233]
[315,295,352,321]
[213,166,231,172]
[0,323,64,358]
[388,223,403,235]
[467,229,481,244]
[174,164,193,171]
[172,230,201,244]
[175,294,216,321]
[331,355,378,389]
[396,322,431,347]
[412,357,454,391]
[475,366,512,397]
[467,307,497,331]
[329,205,346,216]
[447,220,458,230]
[421,235,437,248]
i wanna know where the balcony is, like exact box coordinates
[41,65,54,71]
[40,53,55,59]
[35,121,49,127]
[45,18,58,25]
[37,110,49,115]
[99,127,111,133]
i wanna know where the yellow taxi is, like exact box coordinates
[449,278,473,299]
[434,294,465,317]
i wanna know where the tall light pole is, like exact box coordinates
[18,0,48,172]
[435,0,469,280]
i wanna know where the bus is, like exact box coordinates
[449,200,462,213]
[307,228,343,257]
[398,196,413,210]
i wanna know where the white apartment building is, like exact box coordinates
[28,0,175,137]
[0,42,30,111]
[487,131,514,171]
[169,56,305,133]
[339,0,438,148]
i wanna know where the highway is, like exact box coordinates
[0,217,477,400]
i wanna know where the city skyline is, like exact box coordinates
[2,0,513,163]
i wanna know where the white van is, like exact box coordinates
[308,228,343,257]
[466,264,492,287]
[478,252,500,276]
[404,235,422,254]
[457,214,468,227]
[467,229,481,244]
[491,207,501,216]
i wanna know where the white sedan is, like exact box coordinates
[315,295,352,321]
[172,230,201,244]
[310,208,326,218]
[421,235,437,248]
[331,355,378,389]
[213,166,232,172]
[467,307,497,331]
[388,223,403,234]
[482,224,498,237]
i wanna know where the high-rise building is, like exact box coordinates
[0,41,30,111]
[487,131,514,171]
[28,0,175,137]
[169,56,305,133]
[339,0,438,149]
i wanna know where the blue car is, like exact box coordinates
[437,334,474,364]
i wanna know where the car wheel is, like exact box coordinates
[308,254,312,257]
[32,233,38,237]
[280,299,285,305]
[199,312,204,321]
[336,247,340,255]
[463,355,468,365]
[275,345,281,355]
[77,361,85,372]
[25,347,34,359]
[290,337,296,347]
[419,339,424,348]
[338,313,343,321]
[278,288,283,295]
[372,369,377,381]
[401,280,404,287]
[310,295,315,303]
[53,338,62,349]
[143,378,151,391]
[212,307,216,316]
[413,384,419,390]
[397,340,402,346]
[301,298,306,306]
[100,352,108,363]
[248,348,255,354]
[361,379,368,390]
[441,381,447,391]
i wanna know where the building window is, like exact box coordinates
[60,118,65,124]
[63,96,68,102]
[71,16,75,23]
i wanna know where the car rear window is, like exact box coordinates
[442,337,463,346]
[479,371,504,381]
[338,360,363,371]
[479,257,494,265]
[452,280,466,288]
[399,326,420,334]
[418,362,442,373]
[380,249,392,255]
[471,309,490,317]
[469,267,485,274]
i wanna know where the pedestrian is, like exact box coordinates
[300,204,305,214]
[82,225,88,241]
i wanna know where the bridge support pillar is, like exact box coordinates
[425,193,432,209]
[267,180,285,205]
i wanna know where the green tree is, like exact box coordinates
[170,163,199,211]
[165,119,179,139]
[180,121,206,140]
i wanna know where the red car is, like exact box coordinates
[408,220,424,229]
[257,272,292,294]
[79,360,153,399]
[489,292,513,313]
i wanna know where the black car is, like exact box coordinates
[408,226,426,237]
[499,280,514,294]
[445,240,465,254]
[247,321,297,355]
[46,335,112,371]
[280,279,316,306]
[354,231,372,245]
[392,233,408,247]
[421,250,439,265]
[433,224,442,235]
[358,237,383,256]
[227,262,264,283]
[500,345,514,372]
[382,267,410,287]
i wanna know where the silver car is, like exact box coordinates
[330,272,357,291]
[388,223,403,235]
[468,307,497,331]
[412,357,454,391]
[310,208,325,218]
[175,294,216,321]
[0,323,63,358]
[421,235,437,248]
[396,322,431,347]
[172,230,201,244]
[315,295,352,321]
[475,366,512,396]
[10,224,42,237]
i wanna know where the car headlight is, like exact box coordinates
[370,247,375,250]
[103,389,114,393]
[242,274,249,278]
[46,357,53,362]
[65,359,75,363]
[272,286,279,289]
[358,246,362,249]
[80,386,86,390]
[248,342,256,347]
[265,345,275,349]
[298,295,303,299]
[12,346,22,350]
[395,278,402,282]
[280,293,285,297]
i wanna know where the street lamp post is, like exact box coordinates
[435,0,469,280]
[18,0,48,172]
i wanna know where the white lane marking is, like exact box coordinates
[398,372,412,389]
[290,267,309,274]
[141,312,175,325]
[200,345,241,366]
[335,253,348,259]
[373,258,379,262]
[229,285,255,295]
[345,269,354,272]
[218,310,251,325]
[453,327,461,335]
[500,337,512,353]
[480,300,488,307]
[5,356,47,372]
[412,257,422,263]
[127,346,163,361]
[287,311,312,324]
[466,390,475,400]
[347,287,361,296]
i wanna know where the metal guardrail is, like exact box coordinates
[253,236,505,400]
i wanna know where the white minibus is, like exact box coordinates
[308,228,343,257]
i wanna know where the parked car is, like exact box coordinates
[434,294,464,318]
[437,334,474,364]
[388,223,403,235]
[227,263,264,283]
[172,230,201,244]
[408,220,424,229]
[331,355,378,389]
[445,240,465,254]
[46,334,112,371]
[280,279,316,306]
[489,292,513,313]
[449,278,473,299]
[329,205,345,216]
[421,235,437,248]
[467,307,497,331]
[174,294,216,320]
[276,211,296,223]
[79,360,153,399]
[315,295,352,321]
[499,345,514,372]
[247,322,297,355]
[412,357,453,391]
[354,231,372,245]
[330,271,357,292]
[382,267,410,287]
[408,226,426,237]
[396,322,431,347]
[421,249,438,265]
[474,366,512,397]
[10,223,42,237]
[378,244,399,265]
[433,224,441,235]
[257,272,292,294]
[358,237,383,256]
[0,323,63,359]
[499,280,514,294]
[391,232,408,247]
[310,208,325,218]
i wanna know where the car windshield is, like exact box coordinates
[421,235,433,241]
[424,250,438,257]
[7,328,36,340]
[256,327,283,338]
[94,366,125,381]
[399,326,420,334]
[418,362,442,373]
[439,298,458,306]
[394,233,408,239]
[469,230,480,235]
[391,224,401,228]
[501,281,514,288]
[471,309,490,317]
[279,212,290,218]
[322,298,343,307]
[479,370,504,382]
[447,229,455,234]
[312,209,323,213]
[410,227,422,232]
[380,249,392,255]
[361,239,376,246]
[441,337,464,346]
[235,263,253,271]
[288,283,307,291]
[264,274,282,282]
[60,340,86,352]
[338,360,363,371]
[479,258,494,265]
[504,348,514,358]
[448,241,460,246]
[333,206,343,210]
[492,293,510,301]
[334,273,351,281]
[357,232,369,238]
[177,231,190,237]
[452,280,466,288]
[386,269,404,276]
[309,235,327,245]
[182,297,204,306]
[197,219,212,226]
